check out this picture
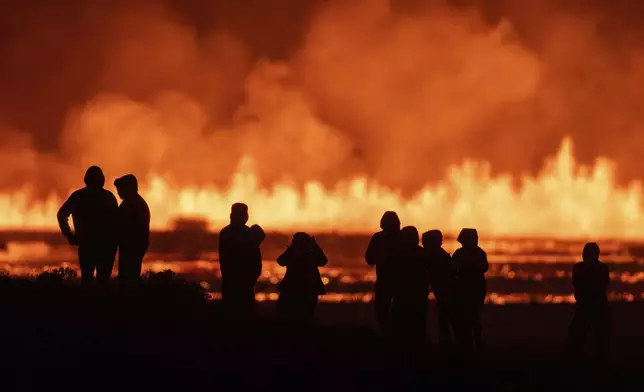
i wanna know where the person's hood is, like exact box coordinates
[457,228,479,247]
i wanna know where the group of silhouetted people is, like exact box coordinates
[217,202,328,324]
[57,166,150,285]
[363,211,610,361]
[365,212,488,354]
[57,166,611,363]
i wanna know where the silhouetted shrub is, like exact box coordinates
[141,269,208,305]
[36,267,78,283]
[142,269,181,283]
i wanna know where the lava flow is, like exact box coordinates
[0,137,642,239]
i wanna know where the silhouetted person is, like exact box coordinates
[114,174,150,285]
[276,233,328,326]
[249,223,266,275]
[57,166,118,285]
[365,211,402,333]
[422,229,455,347]
[569,242,610,363]
[218,203,265,318]
[452,228,488,354]
[391,226,429,340]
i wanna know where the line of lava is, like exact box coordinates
[1,137,642,239]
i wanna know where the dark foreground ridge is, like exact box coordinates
[0,270,642,391]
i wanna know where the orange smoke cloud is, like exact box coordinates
[57,0,542,189]
[295,0,541,187]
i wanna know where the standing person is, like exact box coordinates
[451,228,488,354]
[391,226,429,341]
[57,166,118,285]
[569,242,610,364]
[276,232,328,326]
[114,174,150,285]
[218,203,265,318]
[422,229,456,348]
[365,211,402,333]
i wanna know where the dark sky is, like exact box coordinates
[2,0,644,195]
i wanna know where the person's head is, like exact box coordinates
[230,202,249,225]
[291,232,312,250]
[380,211,401,232]
[83,166,105,188]
[457,228,479,248]
[422,229,443,248]
[114,174,139,200]
[250,224,266,244]
[582,242,600,263]
[401,226,420,247]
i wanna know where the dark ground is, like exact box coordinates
[0,271,642,391]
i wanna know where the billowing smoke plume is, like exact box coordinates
[2,0,644,197]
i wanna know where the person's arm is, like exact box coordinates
[311,239,328,267]
[128,201,151,256]
[423,249,435,286]
[601,264,610,293]
[57,193,77,245]
[365,233,381,266]
[451,249,461,277]
[443,251,457,284]
[572,264,580,292]
[277,247,294,267]
[107,193,119,250]
[251,250,263,283]
[131,199,151,245]
[143,200,151,244]
[218,230,231,273]
[480,250,489,274]
[571,264,582,301]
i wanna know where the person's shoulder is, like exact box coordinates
[368,231,385,243]
[135,194,150,208]
[440,248,451,258]
[61,189,83,207]
[68,188,85,200]
[573,261,584,272]
[99,188,118,201]
[220,225,240,238]
[118,197,136,211]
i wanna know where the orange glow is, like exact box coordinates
[1,137,643,238]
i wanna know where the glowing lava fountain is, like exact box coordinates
[1,138,643,239]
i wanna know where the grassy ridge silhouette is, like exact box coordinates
[0,270,642,390]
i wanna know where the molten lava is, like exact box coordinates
[0,137,642,239]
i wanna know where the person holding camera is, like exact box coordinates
[276,232,328,325]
